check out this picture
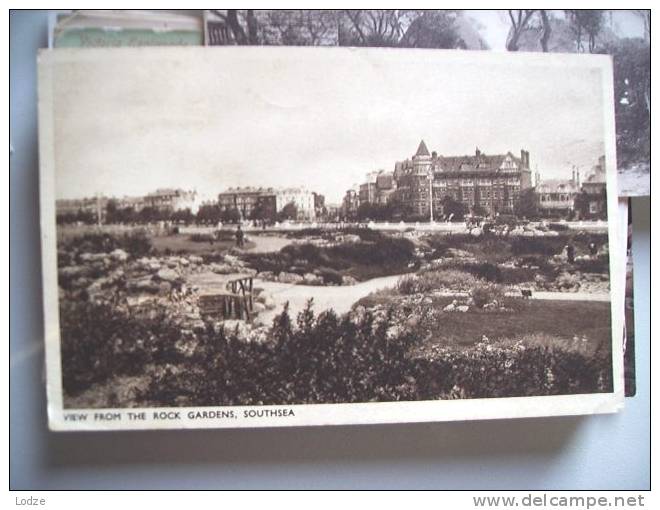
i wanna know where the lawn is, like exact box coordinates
[150,234,255,255]
[357,293,612,353]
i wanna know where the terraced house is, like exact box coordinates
[393,140,533,217]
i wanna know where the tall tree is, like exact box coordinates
[565,10,605,52]
[505,10,536,51]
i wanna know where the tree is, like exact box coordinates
[137,206,160,223]
[472,204,489,217]
[399,10,463,49]
[277,201,299,221]
[604,38,650,168]
[171,208,194,225]
[505,10,553,52]
[262,10,339,46]
[565,10,605,52]
[342,10,408,47]
[196,204,221,225]
[505,10,536,51]
[440,196,466,221]
[514,188,539,219]
[209,10,259,45]
[105,199,119,223]
[221,208,241,224]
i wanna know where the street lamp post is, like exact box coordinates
[428,171,434,223]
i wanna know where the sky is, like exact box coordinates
[49,46,611,204]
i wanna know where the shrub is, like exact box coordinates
[397,275,422,295]
[189,233,216,243]
[413,337,613,400]
[470,283,506,308]
[59,301,184,395]
[574,254,610,274]
[418,269,479,290]
[61,298,613,406]
[59,230,153,259]
[548,222,570,232]
[318,267,344,285]
[463,262,502,282]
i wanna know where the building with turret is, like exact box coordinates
[390,140,533,217]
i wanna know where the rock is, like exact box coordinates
[128,276,160,293]
[79,252,107,263]
[443,303,455,312]
[257,271,276,281]
[303,273,323,285]
[158,281,172,294]
[455,305,469,312]
[278,272,304,284]
[447,248,473,259]
[147,262,162,272]
[179,257,190,267]
[110,249,129,262]
[210,263,234,274]
[188,255,204,264]
[343,234,361,243]
[156,268,181,283]
[342,275,359,286]
[252,302,267,313]
[261,295,276,310]
[58,265,90,279]
[247,326,271,344]
[422,296,433,305]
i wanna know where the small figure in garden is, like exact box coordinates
[589,241,598,257]
[566,243,575,263]
[235,224,245,248]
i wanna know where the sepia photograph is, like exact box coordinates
[38,46,623,430]
[204,9,650,197]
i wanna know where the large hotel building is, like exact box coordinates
[346,140,534,218]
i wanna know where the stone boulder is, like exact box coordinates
[58,265,90,279]
[278,272,304,284]
[127,276,160,293]
[79,252,108,263]
[156,268,181,283]
[303,273,323,285]
[210,263,234,275]
[447,248,473,259]
[188,255,204,265]
[455,305,469,312]
[110,249,129,262]
[257,271,277,282]
[252,302,267,313]
[342,275,359,286]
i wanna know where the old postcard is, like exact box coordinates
[38,47,624,431]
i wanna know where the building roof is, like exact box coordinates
[415,140,430,157]
[376,173,395,190]
[432,152,523,173]
[536,179,579,194]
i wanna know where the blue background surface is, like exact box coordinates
[9,10,650,490]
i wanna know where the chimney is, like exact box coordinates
[521,150,529,169]
[577,169,581,188]
[431,151,437,159]
[572,167,576,184]
[475,147,481,157]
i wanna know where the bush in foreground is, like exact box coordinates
[60,301,613,406]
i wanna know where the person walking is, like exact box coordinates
[235,224,245,248]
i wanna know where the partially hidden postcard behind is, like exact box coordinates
[38,47,625,430]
